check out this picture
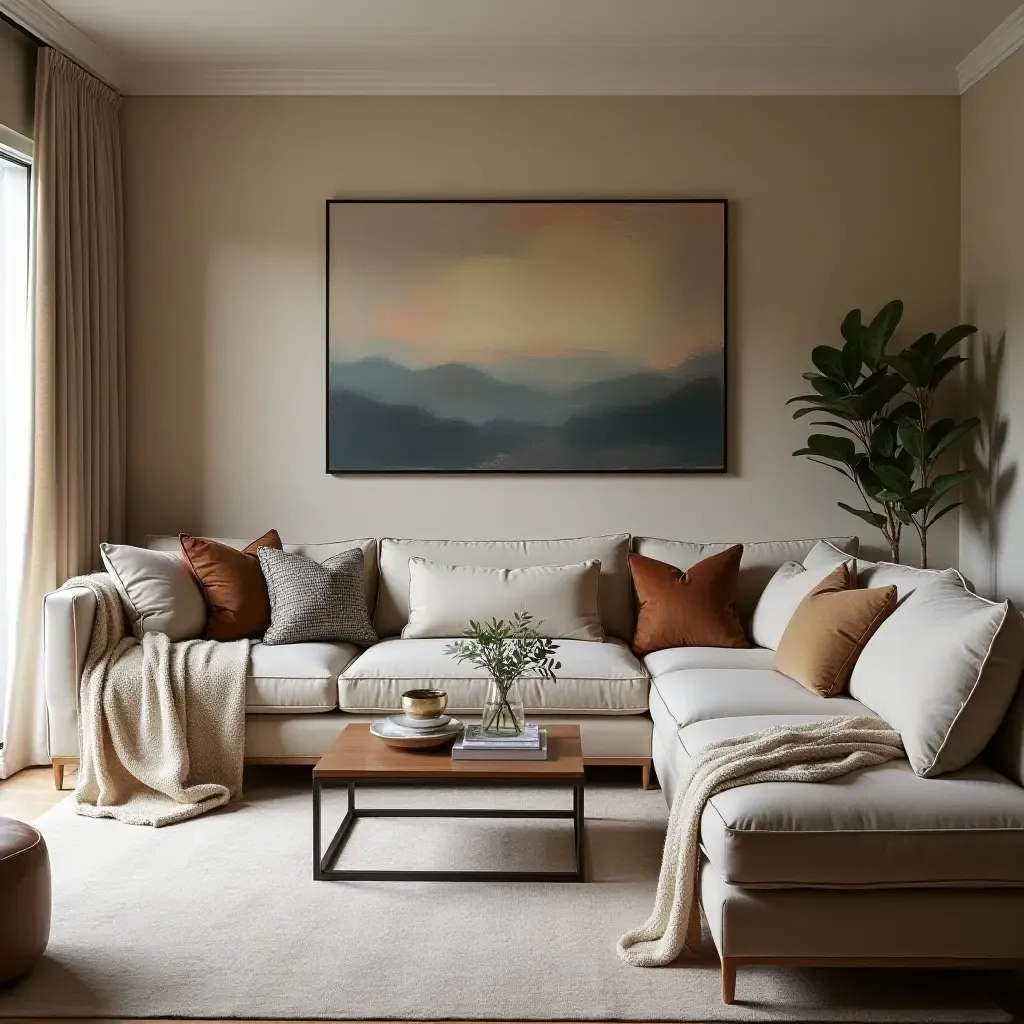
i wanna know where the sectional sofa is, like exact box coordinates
[41,532,1024,1001]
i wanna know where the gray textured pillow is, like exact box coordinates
[258,546,378,647]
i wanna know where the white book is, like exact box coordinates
[452,731,548,761]
[462,724,541,748]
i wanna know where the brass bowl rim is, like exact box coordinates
[401,688,448,700]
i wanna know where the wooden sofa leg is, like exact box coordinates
[52,760,64,791]
[641,759,652,790]
[721,957,736,1005]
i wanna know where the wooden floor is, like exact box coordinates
[3,766,1023,1024]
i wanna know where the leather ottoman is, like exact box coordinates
[0,817,50,984]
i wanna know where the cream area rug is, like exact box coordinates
[0,773,1009,1023]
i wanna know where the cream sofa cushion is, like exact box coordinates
[632,536,859,625]
[644,646,775,677]
[649,666,868,733]
[339,637,648,714]
[246,641,358,713]
[674,714,1024,888]
[802,539,967,600]
[374,535,631,640]
[403,557,603,641]
[99,543,206,640]
[750,559,855,651]
[850,576,1024,777]
[146,535,379,613]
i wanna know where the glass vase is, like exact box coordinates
[481,679,526,736]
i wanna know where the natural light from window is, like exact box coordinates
[0,147,31,736]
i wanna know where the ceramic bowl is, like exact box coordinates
[401,688,448,719]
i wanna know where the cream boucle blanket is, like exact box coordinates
[65,573,249,827]
[617,715,904,967]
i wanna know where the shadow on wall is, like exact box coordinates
[962,332,1017,596]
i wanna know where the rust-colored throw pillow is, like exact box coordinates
[179,530,283,641]
[773,563,897,697]
[628,546,749,656]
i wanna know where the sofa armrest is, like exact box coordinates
[43,581,99,759]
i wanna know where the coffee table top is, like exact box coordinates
[314,723,584,781]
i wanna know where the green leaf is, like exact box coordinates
[929,355,965,389]
[909,332,938,355]
[861,300,904,369]
[840,338,861,384]
[856,374,905,417]
[805,433,858,467]
[925,501,962,529]
[837,502,888,528]
[889,400,919,422]
[894,448,916,478]
[840,308,865,349]
[873,463,914,496]
[811,345,846,381]
[929,469,973,500]
[871,420,898,459]
[898,419,928,464]
[930,417,979,460]
[935,324,977,359]
[809,376,849,399]
[786,394,830,407]
[901,488,933,514]
[803,456,854,479]
[809,420,860,435]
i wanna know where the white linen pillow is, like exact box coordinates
[849,575,1024,777]
[402,557,604,641]
[99,542,207,641]
[749,559,854,651]
[803,540,967,601]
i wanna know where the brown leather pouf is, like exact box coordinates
[0,817,51,985]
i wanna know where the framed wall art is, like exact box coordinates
[326,199,727,473]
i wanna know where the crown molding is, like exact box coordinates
[0,0,123,88]
[126,62,958,97]
[957,3,1024,93]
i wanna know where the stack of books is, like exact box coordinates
[451,724,548,761]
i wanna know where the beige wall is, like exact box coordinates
[122,96,961,560]
[961,49,1024,600]
[0,20,35,139]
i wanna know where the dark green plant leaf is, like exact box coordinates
[810,376,849,399]
[837,501,888,528]
[898,419,928,464]
[862,300,903,369]
[929,355,966,389]
[871,419,898,459]
[841,338,861,384]
[804,433,859,467]
[805,457,854,479]
[810,420,860,435]
[929,469,973,500]
[873,463,914,496]
[854,369,888,394]
[901,488,933,515]
[889,400,919,422]
[840,308,865,350]
[935,324,977,359]
[895,448,916,478]
[925,501,962,528]
[909,332,938,354]
[786,394,830,406]
[811,345,846,381]
[930,417,979,460]
[857,374,905,417]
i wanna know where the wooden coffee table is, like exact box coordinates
[312,723,585,882]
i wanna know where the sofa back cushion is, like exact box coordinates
[402,558,604,641]
[989,682,1024,787]
[632,536,859,626]
[146,535,378,616]
[375,535,631,640]
[850,575,1024,777]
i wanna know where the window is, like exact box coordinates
[0,140,31,736]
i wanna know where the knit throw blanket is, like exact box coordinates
[64,573,249,827]
[617,715,904,967]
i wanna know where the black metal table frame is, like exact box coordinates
[312,775,585,882]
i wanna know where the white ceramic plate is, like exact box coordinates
[389,714,453,732]
[371,718,462,749]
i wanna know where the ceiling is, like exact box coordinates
[5,0,1024,95]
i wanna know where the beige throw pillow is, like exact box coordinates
[850,575,1024,777]
[402,558,604,641]
[750,559,855,651]
[773,564,897,698]
[99,542,207,641]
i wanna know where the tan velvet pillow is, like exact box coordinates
[628,546,749,656]
[773,563,897,697]
[179,529,283,641]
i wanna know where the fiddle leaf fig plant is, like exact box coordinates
[789,300,978,568]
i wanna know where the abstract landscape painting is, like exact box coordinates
[327,201,726,472]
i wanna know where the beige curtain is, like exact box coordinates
[0,49,125,778]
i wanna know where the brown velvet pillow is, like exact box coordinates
[628,546,749,656]
[179,529,283,641]
[773,563,897,697]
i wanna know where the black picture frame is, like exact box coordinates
[326,198,729,475]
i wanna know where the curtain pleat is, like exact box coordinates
[0,48,124,777]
